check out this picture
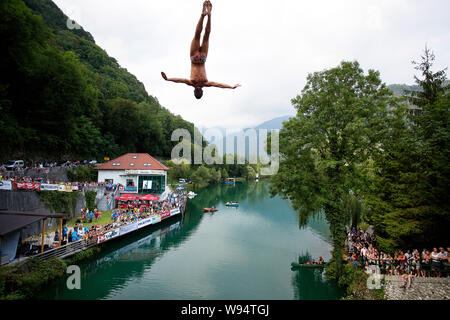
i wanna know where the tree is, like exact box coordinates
[209,168,222,184]
[191,165,211,187]
[366,48,450,251]
[406,46,448,108]
[270,61,394,276]
[246,165,256,180]
[221,168,228,180]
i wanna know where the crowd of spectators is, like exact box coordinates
[54,190,187,247]
[345,226,449,288]
[0,172,116,191]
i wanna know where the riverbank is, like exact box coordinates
[0,247,100,299]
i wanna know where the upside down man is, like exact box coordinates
[161,1,241,99]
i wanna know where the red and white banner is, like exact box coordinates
[160,211,170,219]
[13,182,41,190]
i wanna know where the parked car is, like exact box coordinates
[3,160,24,171]
[88,160,97,165]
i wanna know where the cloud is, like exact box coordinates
[54,0,450,131]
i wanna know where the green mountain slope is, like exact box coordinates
[0,0,196,161]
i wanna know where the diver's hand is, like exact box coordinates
[161,72,168,80]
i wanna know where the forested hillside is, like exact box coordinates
[0,0,197,161]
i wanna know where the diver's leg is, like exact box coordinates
[190,2,208,56]
[200,10,211,56]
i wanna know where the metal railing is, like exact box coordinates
[32,237,97,261]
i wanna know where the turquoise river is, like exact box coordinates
[40,180,343,299]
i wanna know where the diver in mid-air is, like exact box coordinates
[161,1,241,99]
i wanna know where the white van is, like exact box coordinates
[4,160,24,170]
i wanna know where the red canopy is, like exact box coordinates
[140,194,160,201]
[117,194,138,201]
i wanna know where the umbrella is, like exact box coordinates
[140,194,160,201]
[117,194,138,200]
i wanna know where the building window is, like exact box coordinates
[132,156,137,159]
[130,163,135,166]
[112,163,120,166]
[144,163,151,167]
[126,179,134,187]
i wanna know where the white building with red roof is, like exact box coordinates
[95,153,169,194]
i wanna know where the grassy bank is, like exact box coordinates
[0,247,101,300]
[65,209,113,228]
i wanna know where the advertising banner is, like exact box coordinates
[97,234,106,243]
[123,186,137,192]
[160,211,170,219]
[57,184,66,192]
[142,180,153,190]
[105,228,120,241]
[137,217,153,229]
[120,222,138,236]
[125,170,165,175]
[152,215,161,224]
[98,228,120,243]
[13,182,41,190]
[0,180,12,190]
[40,184,58,191]
[170,208,181,216]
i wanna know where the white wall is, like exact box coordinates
[97,170,127,185]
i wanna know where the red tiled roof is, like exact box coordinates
[95,153,169,171]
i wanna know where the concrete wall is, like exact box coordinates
[0,190,86,238]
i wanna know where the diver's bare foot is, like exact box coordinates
[202,2,209,16]
[206,1,212,15]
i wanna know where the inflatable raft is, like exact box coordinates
[225,202,239,207]
[291,262,329,269]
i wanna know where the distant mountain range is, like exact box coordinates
[204,115,292,144]
[387,84,421,96]
[247,115,292,131]
[201,115,292,159]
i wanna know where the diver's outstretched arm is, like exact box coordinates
[161,72,193,86]
[204,81,241,89]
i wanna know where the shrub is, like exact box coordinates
[0,258,66,299]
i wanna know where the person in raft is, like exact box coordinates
[315,256,324,265]
[161,1,241,99]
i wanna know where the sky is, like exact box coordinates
[53,0,450,131]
